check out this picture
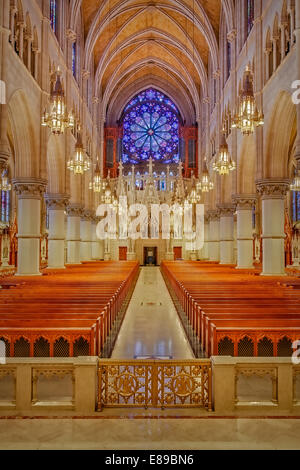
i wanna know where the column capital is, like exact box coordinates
[81,210,94,221]
[207,209,220,221]
[67,204,83,217]
[217,204,236,217]
[13,178,47,199]
[233,194,257,210]
[45,194,69,210]
[256,179,290,200]
[66,29,77,42]
[227,29,237,42]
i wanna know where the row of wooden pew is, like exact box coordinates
[0,261,139,358]
[161,261,300,357]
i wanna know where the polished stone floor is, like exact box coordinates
[112,267,193,359]
[1,417,300,449]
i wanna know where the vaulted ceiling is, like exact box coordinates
[73,1,229,125]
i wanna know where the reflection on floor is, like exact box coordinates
[111,267,193,359]
[1,417,300,450]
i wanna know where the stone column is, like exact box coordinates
[202,214,210,260]
[45,194,68,269]
[13,178,46,276]
[218,205,235,265]
[208,210,220,262]
[91,217,101,260]
[234,195,257,269]
[66,204,82,265]
[80,211,92,262]
[256,180,290,276]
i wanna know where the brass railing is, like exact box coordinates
[97,359,212,411]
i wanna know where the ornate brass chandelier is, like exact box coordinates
[0,174,11,192]
[67,128,91,175]
[42,67,74,135]
[213,132,236,176]
[290,169,300,192]
[198,159,214,193]
[89,159,102,193]
[232,67,264,135]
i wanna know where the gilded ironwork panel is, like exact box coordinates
[98,360,212,411]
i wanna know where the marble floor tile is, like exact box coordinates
[112,267,193,359]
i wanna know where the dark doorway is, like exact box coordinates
[173,247,182,260]
[119,247,128,261]
[144,247,157,266]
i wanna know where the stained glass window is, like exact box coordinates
[122,89,180,165]
[50,0,57,34]
[72,42,77,78]
[1,191,10,224]
[247,0,255,36]
[293,191,300,223]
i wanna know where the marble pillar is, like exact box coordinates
[80,211,93,262]
[45,194,68,269]
[234,195,257,269]
[91,218,101,260]
[218,205,235,265]
[13,178,46,276]
[202,214,210,260]
[256,180,290,276]
[208,210,220,262]
[66,204,82,265]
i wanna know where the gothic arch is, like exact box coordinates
[7,89,37,177]
[264,91,297,178]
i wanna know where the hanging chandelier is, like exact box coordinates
[290,170,300,192]
[213,132,236,176]
[42,67,74,135]
[232,67,264,135]
[89,159,102,193]
[0,174,11,192]
[67,128,91,175]
[198,159,214,193]
[188,176,201,204]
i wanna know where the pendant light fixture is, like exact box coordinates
[67,126,91,175]
[198,159,214,193]
[42,67,74,135]
[89,158,102,193]
[213,131,236,176]
[232,67,264,135]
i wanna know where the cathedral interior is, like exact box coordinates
[0,0,300,451]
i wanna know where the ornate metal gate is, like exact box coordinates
[97,359,212,411]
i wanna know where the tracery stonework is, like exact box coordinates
[256,179,290,200]
[12,179,47,200]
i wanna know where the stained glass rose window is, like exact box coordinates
[122,89,180,165]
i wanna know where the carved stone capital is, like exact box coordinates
[227,29,237,42]
[81,210,94,221]
[233,194,257,210]
[13,178,47,200]
[217,204,236,217]
[66,29,77,42]
[66,204,83,218]
[207,209,220,221]
[45,194,69,210]
[256,179,290,200]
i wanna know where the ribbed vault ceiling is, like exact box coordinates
[79,0,224,125]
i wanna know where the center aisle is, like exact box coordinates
[111,267,194,359]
